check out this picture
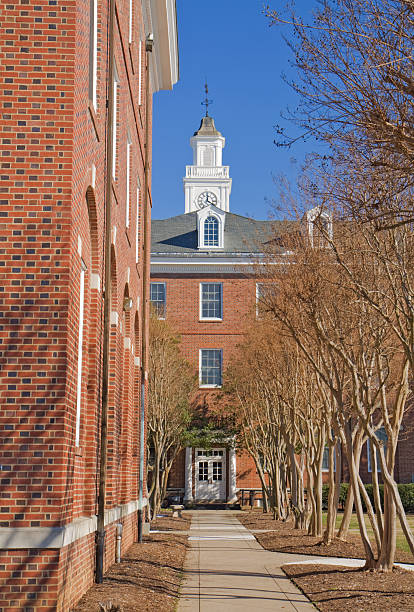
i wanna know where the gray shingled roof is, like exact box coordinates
[151,211,286,255]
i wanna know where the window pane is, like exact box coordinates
[367,427,387,472]
[201,283,222,319]
[212,461,222,481]
[200,349,222,386]
[204,216,219,246]
[150,282,166,318]
[322,447,329,471]
[199,461,208,481]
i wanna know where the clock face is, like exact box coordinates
[197,191,217,209]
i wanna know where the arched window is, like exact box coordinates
[204,216,219,247]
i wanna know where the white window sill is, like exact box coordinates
[199,384,222,389]
[198,246,223,250]
[199,318,223,322]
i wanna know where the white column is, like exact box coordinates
[184,447,193,503]
[228,447,238,503]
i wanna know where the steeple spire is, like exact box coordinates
[201,81,213,117]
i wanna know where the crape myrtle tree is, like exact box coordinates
[257,214,414,570]
[224,324,290,520]
[266,0,414,228]
[147,314,195,518]
[262,0,414,570]
[225,319,332,536]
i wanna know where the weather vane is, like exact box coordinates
[201,81,213,117]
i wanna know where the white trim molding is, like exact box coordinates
[143,0,179,92]
[0,498,147,550]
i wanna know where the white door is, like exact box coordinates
[195,448,226,502]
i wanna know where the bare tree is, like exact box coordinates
[266,0,414,226]
[147,315,195,517]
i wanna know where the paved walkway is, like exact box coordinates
[177,511,316,611]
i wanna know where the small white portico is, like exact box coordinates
[183,446,238,504]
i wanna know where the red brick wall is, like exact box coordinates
[152,274,263,492]
[0,511,138,611]
[0,0,151,607]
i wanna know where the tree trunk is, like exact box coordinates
[323,442,339,544]
[376,481,396,571]
[343,425,375,568]
[337,435,363,540]
[370,443,384,541]
[357,472,381,554]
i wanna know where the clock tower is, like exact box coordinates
[183,113,232,214]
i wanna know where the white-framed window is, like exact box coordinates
[367,427,387,472]
[322,445,336,472]
[75,260,87,447]
[128,0,133,43]
[200,283,222,320]
[135,182,140,263]
[306,207,333,248]
[150,282,166,319]
[138,40,142,106]
[199,349,222,388]
[197,207,225,249]
[204,216,219,247]
[256,282,265,318]
[89,0,98,109]
[112,64,119,179]
[125,134,132,228]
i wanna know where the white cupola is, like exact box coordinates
[183,114,232,214]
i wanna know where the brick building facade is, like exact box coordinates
[150,113,274,505]
[150,112,414,508]
[0,0,178,609]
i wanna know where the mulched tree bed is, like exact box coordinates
[283,563,414,612]
[72,533,188,612]
[150,512,191,531]
[238,510,414,564]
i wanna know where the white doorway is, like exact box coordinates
[195,448,226,502]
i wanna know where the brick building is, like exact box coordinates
[150,112,414,507]
[150,112,277,505]
[0,0,178,609]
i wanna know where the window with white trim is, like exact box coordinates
[307,207,333,248]
[200,283,222,320]
[128,0,133,43]
[256,283,265,318]
[89,0,98,109]
[367,427,387,472]
[125,134,132,228]
[75,260,87,446]
[135,182,140,262]
[200,349,222,387]
[204,216,219,247]
[112,65,119,179]
[150,282,166,319]
[138,40,142,106]
[322,446,336,472]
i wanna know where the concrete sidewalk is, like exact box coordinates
[177,511,316,611]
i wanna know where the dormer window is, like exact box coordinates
[204,216,219,246]
[197,204,225,249]
[306,207,333,248]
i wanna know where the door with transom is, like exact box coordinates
[195,448,226,502]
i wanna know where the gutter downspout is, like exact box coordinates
[138,33,153,543]
[96,0,115,583]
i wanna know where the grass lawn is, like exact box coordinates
[323,512,414,554]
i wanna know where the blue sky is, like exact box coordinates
[151,0,319,220]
